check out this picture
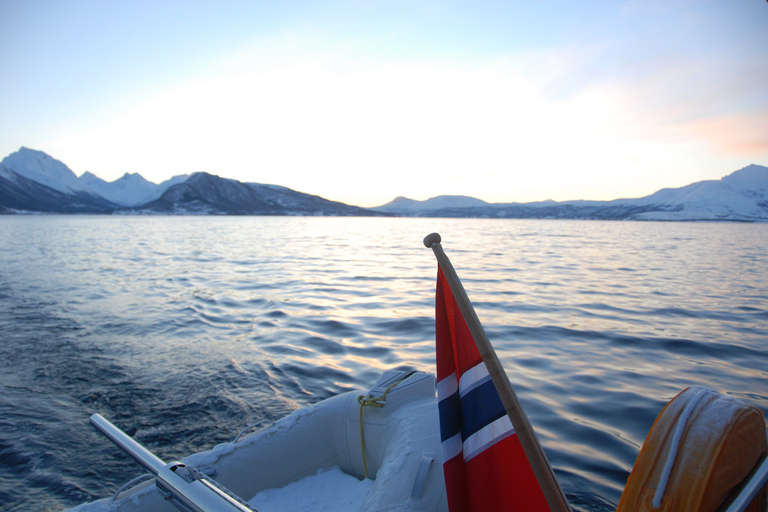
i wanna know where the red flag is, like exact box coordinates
[436,267,551,512]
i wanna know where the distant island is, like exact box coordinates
[1,147,767,222]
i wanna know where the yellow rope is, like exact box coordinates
[357,371,417,479]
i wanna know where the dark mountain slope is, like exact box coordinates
[0,165,117,213]
[138,172,384,216]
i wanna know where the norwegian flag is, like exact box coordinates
[435,267,551,512]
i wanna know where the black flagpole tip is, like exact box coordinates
[423,233,442,248]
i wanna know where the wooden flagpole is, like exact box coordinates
[424,232,571,512]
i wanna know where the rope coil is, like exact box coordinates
[357,371,418,479]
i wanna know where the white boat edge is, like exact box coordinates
[67,370,449,512]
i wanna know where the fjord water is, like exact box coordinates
[1,216,766,511]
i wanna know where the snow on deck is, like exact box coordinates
[247,467,373,512]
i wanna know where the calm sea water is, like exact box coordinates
[1,216,766,512]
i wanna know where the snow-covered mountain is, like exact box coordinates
[624,164,768,220]
[0,148,381,216]
[79,170,188,206]
[0,162,117,213]
[373,164,768,222]
[3,147,97,196]
[0,149,117,213]
[378,195,490,215]
[2,147,766,221]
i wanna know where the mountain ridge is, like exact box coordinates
[0,162,117,213]
[1,147,766,221]
[0,148,384,216]
[79,170,189,206]
[372,164,768,222]
[138,172,377,216]
[2,147,92,196]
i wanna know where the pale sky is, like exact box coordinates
[1,1,766,207]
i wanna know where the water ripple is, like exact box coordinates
[0,217,766,512]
